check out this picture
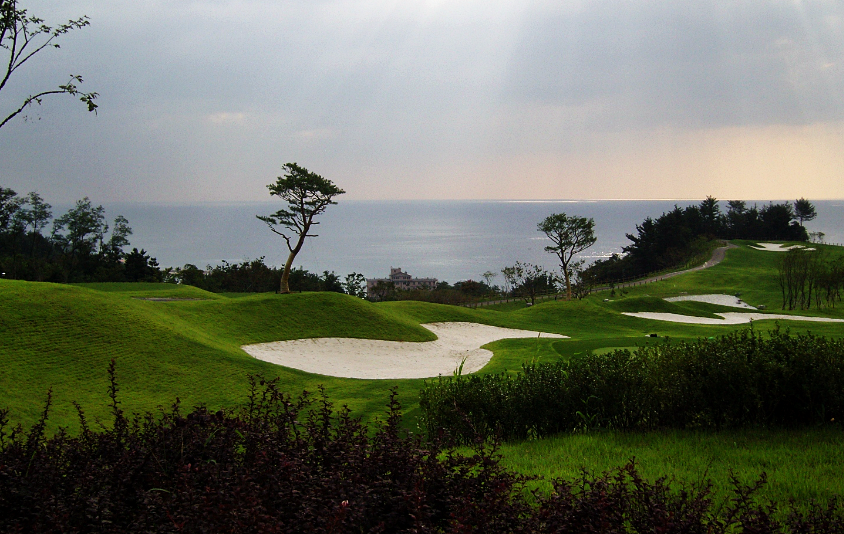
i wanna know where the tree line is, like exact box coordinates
[0,186,371,295]
[0,187,158,283]
[777,248,844,311]
[583,197,819,284]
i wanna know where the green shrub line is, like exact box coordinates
[420,327,844,443]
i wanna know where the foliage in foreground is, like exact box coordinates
[420,327,844,443]
[3,367,844,532]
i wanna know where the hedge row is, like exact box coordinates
[2,366,844,532]
[420,327,844,443]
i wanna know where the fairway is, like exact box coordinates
[3,240,844,430]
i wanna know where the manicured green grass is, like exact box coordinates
[495,426,844,513]
[73,282,224,300]
[1,281,434,431]
[7,242,844,431]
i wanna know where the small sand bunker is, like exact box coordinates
[623,312,844,325]
[242,322,567,379]
[664,294,756,309]
[749,243,815,252]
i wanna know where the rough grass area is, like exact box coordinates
[496,426,844,514]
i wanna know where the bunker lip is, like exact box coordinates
[241,322,567,380]
[664,293,756,309]
[749,243,816,252]
[623,311,844,325]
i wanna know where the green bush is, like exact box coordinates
[420,327,844,443]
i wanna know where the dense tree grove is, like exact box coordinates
[0,188,148,283]
[502,262,558,305]
[584,197,815,284]
[162,262,347,294]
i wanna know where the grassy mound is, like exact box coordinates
[73,282,224,300]
[0,281,434,430]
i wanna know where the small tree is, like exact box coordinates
[0,186,22,230]
[1,0,98,129]
[343,272,367,298]
[794,198,817,227]
[502,261,557,306]
[538,213,597,300]
[257,163,345,294]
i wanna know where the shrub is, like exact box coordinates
[2,363,844,532]
[420,327,844,443]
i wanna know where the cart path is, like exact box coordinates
[468,242,738,307]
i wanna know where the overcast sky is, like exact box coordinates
[1,0,843,202]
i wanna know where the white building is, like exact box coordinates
[366,267,438,293]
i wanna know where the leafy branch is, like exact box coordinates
[0,0,97,129]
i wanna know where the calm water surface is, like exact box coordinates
[77,200,843,284]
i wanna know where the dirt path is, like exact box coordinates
[618,242,738,287]
[467,242,738,308]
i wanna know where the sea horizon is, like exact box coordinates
[49,199,844,284]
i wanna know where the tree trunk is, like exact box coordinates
[563,269,572,301]
[279,250,297,293]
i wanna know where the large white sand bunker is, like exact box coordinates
[623,312,844,325]
[749,243,815,252]
[664,294,756,309]
[242,322,567,380]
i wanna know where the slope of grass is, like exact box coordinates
[604,296,725,318]
[615,241,844,317]
[1,282,435,431]
[73,282,224,300]
[7,242,844,433]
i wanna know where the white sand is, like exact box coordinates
[242,322,567,379]
[664,294,756,309]
[749,243,815,252]
[623,312,844,325]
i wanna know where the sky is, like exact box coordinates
[1,0,843,203]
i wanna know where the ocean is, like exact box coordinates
[76,200,843,284]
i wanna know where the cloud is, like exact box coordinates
[502,0,844,129]
[4,0,844,202]
[207,112,247,124]
[294,128,338,140]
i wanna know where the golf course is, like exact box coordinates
[3,239,844,510]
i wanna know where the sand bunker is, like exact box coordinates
[242,322,567,379]
[664,294,756,309]
[623,312,844,325]
[749,243,815,252]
